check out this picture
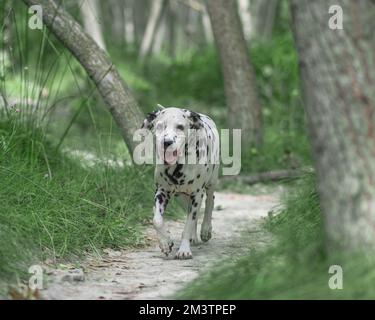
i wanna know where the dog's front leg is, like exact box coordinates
[153,188,174,256]
[176,191,204,259]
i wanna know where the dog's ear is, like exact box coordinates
[183,109,203,130]
[141,110,161,130]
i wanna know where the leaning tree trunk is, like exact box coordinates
[206,0,262,147]
[291,0,375,252]
[22,0,144,153]
[80,0,106,51]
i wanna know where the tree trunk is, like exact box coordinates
[152,16,167,55]
[107,0,125,45]
[237,0,252,40]
[1,0,13,66]
[167,0,177,57]
[124,0,135,46]
[206,0,262,147]
[201,8,213,43]
[139,0,166,60]
[80,0,106,51]
[133,0,149,49]
[22,0,144,153]
[291,0,375,252]
[255,0,279,39]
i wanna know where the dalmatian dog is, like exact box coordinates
[141,105,220,259]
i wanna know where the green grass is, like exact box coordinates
[178,174,375,299]
[0,0,313,296]
[0,117,183,291]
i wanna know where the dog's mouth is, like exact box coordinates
[163,149,178,165]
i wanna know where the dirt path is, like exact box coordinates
[41,191,280,300]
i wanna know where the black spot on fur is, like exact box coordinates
[176,171,183,178]
[165,167,178,185]
[173,164,183,178]
[188,179,194,185]
[156,194,164,204]
[142,110,159,129]
[189,111,201,122]
[188,111,203,129]
[197,174,201,179]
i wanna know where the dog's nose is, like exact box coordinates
[164,139,173,148]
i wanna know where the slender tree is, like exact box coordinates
[80,0,106,51]
[167,0,177,57]
[255,0,280,39]
[206,0,262,147]
[238,0,252,40]
[139,0,167,60]
[124,0,135,46]
[22,0,144,152]
[291,0,375,252]
[201,8,213,43]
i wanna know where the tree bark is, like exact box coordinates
[124,0,135,46]
[1,0,13,66]
[291,0,375,252]
[237,0,252,40]
[152,4,169,55]
[255,0,279,39]
[80,0,106,51]
[201,8,213,43]
[206,0,262,147]
[139,0,167,60]
[167,0,177,57]
[22,0,144,152]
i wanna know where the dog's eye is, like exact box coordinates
[176,124,184,131]
[156,122,164,132]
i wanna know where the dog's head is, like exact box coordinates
[141,105,203,165]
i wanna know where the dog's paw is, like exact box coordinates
[175,240,193,259]
[159,239,174,256]
[200,225,212,242]
[175,248,193,260]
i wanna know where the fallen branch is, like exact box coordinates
[220,167,314,185]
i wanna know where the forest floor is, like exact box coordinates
[40,190,280,300]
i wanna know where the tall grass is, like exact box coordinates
[0,3,183,293]
[179,174,375,299]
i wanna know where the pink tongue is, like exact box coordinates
[165,150,177,164]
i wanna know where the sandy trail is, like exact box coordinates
[41,191,280,300]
